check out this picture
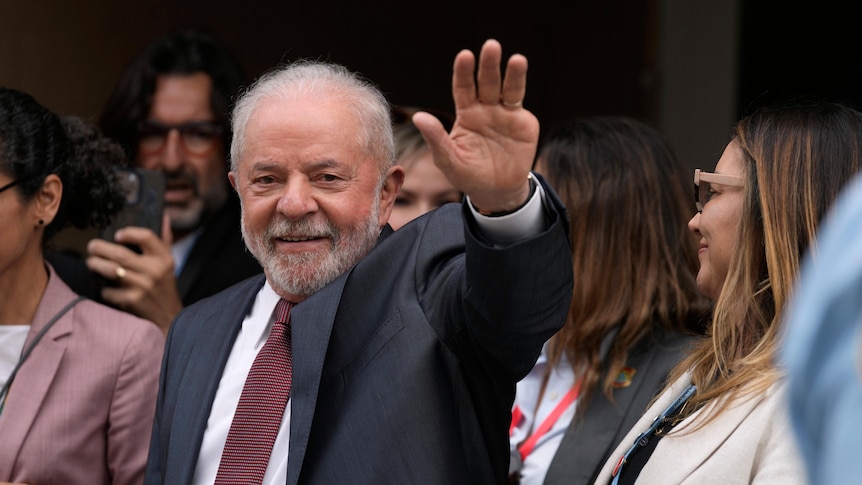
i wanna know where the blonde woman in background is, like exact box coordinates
[598,101,862,484]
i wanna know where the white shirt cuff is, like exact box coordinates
[467,177,547,246]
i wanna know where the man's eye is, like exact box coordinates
[254,176,276,184]
[320,174,340,182]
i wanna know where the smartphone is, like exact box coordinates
[100,167,166,247]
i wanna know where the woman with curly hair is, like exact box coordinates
[0,87,164,484]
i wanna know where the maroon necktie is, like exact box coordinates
[215,298,293,485]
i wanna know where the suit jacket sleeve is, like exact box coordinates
[458,172,573,380]
[411,174,573,484]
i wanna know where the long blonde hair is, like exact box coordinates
[670,101,862,427]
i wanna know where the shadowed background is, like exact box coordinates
[1,0,857,191]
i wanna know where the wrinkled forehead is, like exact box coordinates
[238,92,355,147]
[240,96,376,171]
[252,94,362,143]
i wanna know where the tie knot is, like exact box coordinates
[274,298,293,325]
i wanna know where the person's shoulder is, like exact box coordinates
[718,377,789,421]
[70,298,165,357]
[365,204,466,274]
[166,273,265,347]
[75,297,152,328]
[763,377,791,401]
[380,202,465,246]
[630,326,700,358]
[176,273,266,321]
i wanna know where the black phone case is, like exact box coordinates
[100,167,165,243]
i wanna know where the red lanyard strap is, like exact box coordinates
[514,379,582,461]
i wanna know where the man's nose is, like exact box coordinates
[158,129,184,172]
[277,179,319,220]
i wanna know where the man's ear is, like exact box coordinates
[377,165,405,228]
[228,170,237,191]
[34,174,62,226]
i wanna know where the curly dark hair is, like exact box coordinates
[0,87,126,244]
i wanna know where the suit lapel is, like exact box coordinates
[166,278,262,483]
[546,339,661,483]
[656,385,767,483]
[285,273,348,485]
[0,273,76,475]
[544,330,691,484]
[597,373,693,482]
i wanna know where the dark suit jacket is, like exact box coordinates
[145,181,573,485]
[542,328,696,485]
[49,195,261,307]
[174,196,262,306]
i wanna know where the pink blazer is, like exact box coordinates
[0,265,165,485]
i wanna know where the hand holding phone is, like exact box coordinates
[98,167,165,290]
[86,167,182,332]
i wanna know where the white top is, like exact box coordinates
[194,177,548,483]
[0,326,30,391]
[510,343,579,485]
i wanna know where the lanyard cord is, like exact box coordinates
[0,295,85,412]
[511,329,619,462]
[511,378,583,461]
[610,383,697,482]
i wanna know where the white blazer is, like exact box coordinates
[594,372,807,484]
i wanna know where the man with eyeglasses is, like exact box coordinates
[52,30,262,333]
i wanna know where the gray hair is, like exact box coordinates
[230,60,395,177]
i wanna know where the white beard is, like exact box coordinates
[241,195,381,299]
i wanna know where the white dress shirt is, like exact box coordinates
[510,344,579,485]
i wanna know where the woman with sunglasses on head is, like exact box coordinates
[0,87,164,485]
[596,101,862,484]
